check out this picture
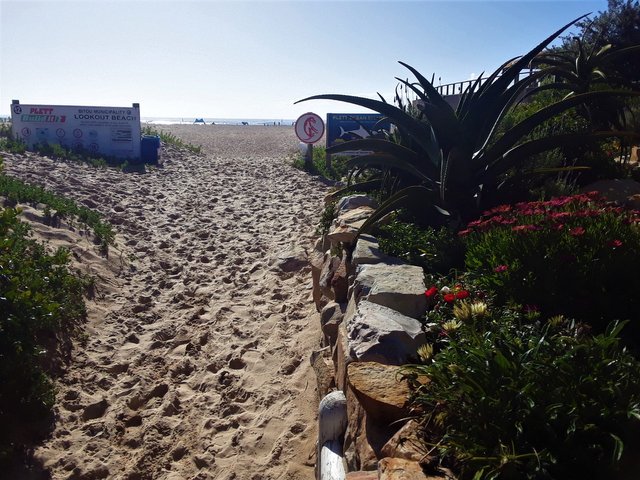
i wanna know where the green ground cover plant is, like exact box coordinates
[402,289,640,479]
[292,144,350,181]
[375,217,464,274]
[460,192,640,340]
[0,158,114,253]
[0,206,89,465]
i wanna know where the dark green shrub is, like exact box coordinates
[403,304,640,480]
[460,192,640,340]
[293,144,351,182]
[0,207,87,464]
[316,200,337,235]
[375,218,464,274]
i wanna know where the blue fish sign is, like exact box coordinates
[326,113,391,155]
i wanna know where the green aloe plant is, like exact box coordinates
[530,31,640,130]
[296,15,640,232]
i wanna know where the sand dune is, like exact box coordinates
[3,125,328,479]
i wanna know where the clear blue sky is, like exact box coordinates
[1,0,609,120]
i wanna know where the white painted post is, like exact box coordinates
[317,391,347,480]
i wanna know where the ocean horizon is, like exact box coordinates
[143,117,296,126]
[0,115,296,126]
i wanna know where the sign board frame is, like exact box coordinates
[10,100,141,159]
[326,113,391,156]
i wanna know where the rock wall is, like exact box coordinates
[311,195,454,479]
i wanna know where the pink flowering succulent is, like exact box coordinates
[460,193,640,330]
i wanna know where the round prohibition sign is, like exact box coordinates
[21,127,31,137]
[56,128,66,138]
[295,112,324,144]
[73,129,83,138]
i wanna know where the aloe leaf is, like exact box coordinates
[463,14,589,133]
[327,138,439,178]
[357,185,442,235]
[346,154,435,184]
[456,72,486,116]
[475,69,558,153]
[519,82,576,102]
[482,90,640,168]
[610,433,624,463]
[398,61,456,116]
[482,130,640,182]
[395,77,462,149]
[325,179,382,202]
[296,93,439,163]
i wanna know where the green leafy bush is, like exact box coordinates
[375,218,464,274]
[292,143,352,182]
[0,207,88,463]
[460,192,640,339]
[403,299,640,480]
[0,170,114,253]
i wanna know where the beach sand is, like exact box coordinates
[2,125,328,479]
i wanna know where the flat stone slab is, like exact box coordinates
[346,300,426,365]
[352,234,393,267]
[327,206,375,245]
[347,361,411,423]
[352,263,427,319]
[336,194,379,213]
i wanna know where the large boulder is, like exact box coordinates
[321,301,346,347]
[351,263,427,319]
[327,206,375,246]
[351,234,397,271]
[346,300,426,366]
[347,362,411,424]
[378,458,453,480]
[380,420,432,463]
[336,194,379,213]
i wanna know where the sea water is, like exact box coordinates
[143,117,295,126]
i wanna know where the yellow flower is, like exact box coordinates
[442,320,462,332]
[417,343,434,362]
[470,301,488,317]
[453,301,473,322]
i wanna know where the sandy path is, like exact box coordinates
[3,125,327,480]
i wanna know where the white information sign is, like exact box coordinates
[10,102,141,159]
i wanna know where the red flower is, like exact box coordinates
[457,229,472,237]
[494,265,508,273]
[425,286,439,298]
[550,212,572,220]
[569,226,585,236]
[608,239,623,248]
[512,224,539,232]
[456,290,470,300]
[443,293,456,303]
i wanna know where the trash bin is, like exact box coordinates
[140,135,161,164]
